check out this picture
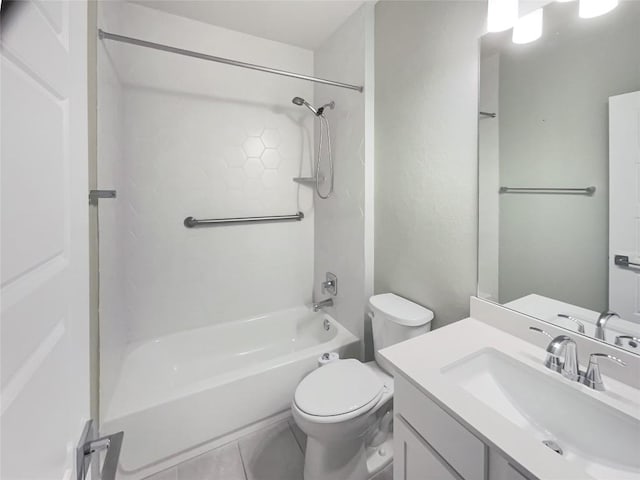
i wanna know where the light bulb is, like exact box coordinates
[512,8,543,44]
[487,0,519,32]
[579,0,618,18]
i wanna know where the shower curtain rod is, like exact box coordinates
[98,29,364,92]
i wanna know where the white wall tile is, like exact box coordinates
[97,0,127,416]
[98,3,316,413]
[313,6,370,355]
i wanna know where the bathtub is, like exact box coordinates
[101,306,359,477]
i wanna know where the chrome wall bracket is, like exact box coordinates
[614,255,640,268]
[76,419,124,480]
[293,175,324,185]
[89,190,116,204]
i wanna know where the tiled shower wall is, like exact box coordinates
[97,0,127,416]
[313,4,375,356]
[98,3,315,410]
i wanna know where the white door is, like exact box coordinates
[1,1,90,479]
[609,91,640,322]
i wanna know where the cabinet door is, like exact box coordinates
[488,450,530,480]
[395,415,463,480]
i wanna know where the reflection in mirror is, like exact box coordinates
[477,1,640,354]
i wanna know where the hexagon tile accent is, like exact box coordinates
[242,137,265,158]
[261,149,281,169]
[243,157,264,178]
[261,128,281,148]
[223,146,247,168]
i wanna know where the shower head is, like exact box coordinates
[292,96,319,116]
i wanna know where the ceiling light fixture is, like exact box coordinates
[512,8,543,44]
[487,0,519,32]
[579,0,618,18]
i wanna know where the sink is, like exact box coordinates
[442,348,640,480]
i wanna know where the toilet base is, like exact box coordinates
[302,434,393,480]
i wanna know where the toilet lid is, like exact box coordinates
[294,359,384,417]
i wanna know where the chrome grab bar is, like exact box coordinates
[76,420,123,480]
[499,186,596,195]
[184,211,304,228]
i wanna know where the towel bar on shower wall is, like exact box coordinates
[184,212,304,228]
[499,186,596,195]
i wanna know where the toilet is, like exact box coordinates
[292,293,433,480]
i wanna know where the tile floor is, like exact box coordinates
[145,417,392,480]
[145,418,305,480]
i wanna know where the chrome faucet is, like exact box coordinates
[312,298,333,312]
[547,335,581,381]
[615,335,640,349]
[529,327,627,391]
[581,353,626,391]
[594,311,620,341]
[321,272,338,296]
[530,327,580,381]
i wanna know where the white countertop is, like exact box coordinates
[380,317,640,480]
[505,294,640,352]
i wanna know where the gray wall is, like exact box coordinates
[374,1,485,329]
[497,2,640,310]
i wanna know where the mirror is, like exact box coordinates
[478,1,640,354]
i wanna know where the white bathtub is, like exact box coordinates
[101,306,359,477]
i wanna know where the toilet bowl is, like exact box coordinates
[292,359,393,480]
[292,293,433,480]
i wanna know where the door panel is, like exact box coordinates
[1,1,89,478]
[609,91,640,322]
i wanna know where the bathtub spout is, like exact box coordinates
[313,298,334,312]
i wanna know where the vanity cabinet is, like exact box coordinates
[394,375,531,480]
[395,416,460,480]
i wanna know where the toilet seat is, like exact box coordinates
[294,359,384,420]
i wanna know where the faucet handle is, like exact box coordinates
[557,314,586,334]
[614,335,640,349]
[321,272,338,296]
[529,326,553,339]
[529,327,562,373]
[580,353,627,391]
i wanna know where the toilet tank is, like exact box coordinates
[369,293,434,374]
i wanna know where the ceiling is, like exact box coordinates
[131,1,366,50]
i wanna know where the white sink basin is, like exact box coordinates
[442,348,640,480]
